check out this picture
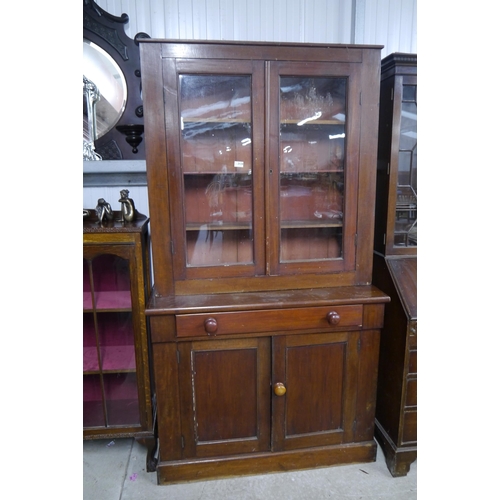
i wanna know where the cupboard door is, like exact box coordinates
[178,337,271,458]
[268,62,361,276]
[272,332,358,451]
[83,248,141,429]
[388,76,417,250]
[164,59,266,281]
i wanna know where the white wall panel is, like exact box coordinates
[355,0,417,57]
[93,0,415,53]
[94,0,351,43]
[83,185,150,216]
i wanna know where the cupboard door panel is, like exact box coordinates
[179,337,271,458]
[285,343,344,434]
[272,332,357,451]
[195,349,258,441]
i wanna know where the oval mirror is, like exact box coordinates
[83,39,127,139]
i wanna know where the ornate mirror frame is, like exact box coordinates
[83,0,149,160]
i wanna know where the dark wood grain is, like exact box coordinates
[371,52,417,477]
[138,39,388,484]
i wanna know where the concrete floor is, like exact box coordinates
[83,438,417,499]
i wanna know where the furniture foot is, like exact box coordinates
[375,421,416,477]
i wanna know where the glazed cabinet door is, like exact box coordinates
[83,244,146,432]
[375,54,417,257]
[177,337,271,458]
[267,61,362,276]
[143,44,376,293]
[387,75,417,252]
[163,59,266,281]
[271,332,359,451]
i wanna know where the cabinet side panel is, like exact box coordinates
[363,303,386,329]
[372,254,408,442]
[140,43,174,295]
[355,48,381,284]
[374,77,394,254]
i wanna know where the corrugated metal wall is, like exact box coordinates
[94,0,417,57]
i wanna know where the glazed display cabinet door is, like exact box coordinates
[390,79,417,249]
[83,245,142,431]
[164,59,266,281]
[268,61,361,276]
[177,337,271,458]
[376,60,417,256]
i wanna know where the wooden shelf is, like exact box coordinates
[83,291,132,311]
[184,220,343,231]
[281,119,345,125]
[282,220,343,229]
[185,222,251,231]
[83,345,137,373]
[182,118,250,124]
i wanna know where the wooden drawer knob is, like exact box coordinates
[204,317,218,335]
[273,382,286,397]
[327,311,340,326]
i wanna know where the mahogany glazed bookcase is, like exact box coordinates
[138,39,390,484]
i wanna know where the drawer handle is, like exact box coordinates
[204,317,218,335]
[327,311,341,326]
[273,383,286,397]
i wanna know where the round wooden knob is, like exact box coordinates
[327,311,340,325]
[204,317,218,335]
[273,382,286,396]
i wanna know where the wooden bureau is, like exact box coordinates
[372,53,417,476]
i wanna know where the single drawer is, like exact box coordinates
[402,410,417,444]
[176,304,363,338]
[405,377,417,407]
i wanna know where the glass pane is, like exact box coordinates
[83,375,106,427]
[83,259,92,310]
[91,255,132,309]
[396,85,417,247]
[180,75,254,267]
[104,373,140,426]
[279,77,346,262]
[84,254,139,429]
[97,312,136,372]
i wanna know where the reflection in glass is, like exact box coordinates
[279,77,346,262]
[179,75,254,267]
[395,84,417,246]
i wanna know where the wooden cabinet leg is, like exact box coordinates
[135,435,158,472]
[375,422,416,477]
[386,451,417,477]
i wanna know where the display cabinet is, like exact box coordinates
[139,39,389,484]
[372,52,417,476]
[83,211,156,471]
